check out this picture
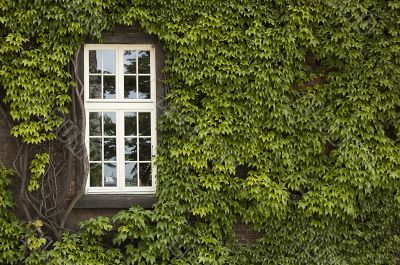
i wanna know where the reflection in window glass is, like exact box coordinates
[124,50,136,74]
[124,76,136,99]
[89,50,102,73]
[103,76,116,99]
[125,163,137,186]
[124,112,137,136]
[89,138,102,161]
[139,138,151,161]
[138,51,150,73]
[102,50,116,74]
[90,163,102,187]
[139,112,151,136]
[139,163,152,186]
[103,112,116,136]
[125,138,137,161]
[138,76,150,99]
[89,76,101,99]
[89,112,102,136]
[104,138,116,161]
[104,163,117,187]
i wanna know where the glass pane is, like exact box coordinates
[90,163,102,187]
[138,76,150,99]
[125,138,137,161]
[104,163,117,187]
[89,112,102,136]
[103,75,116,99]
[139,138,151,161]
[124,76,137,99]
[125,163,138,187]
[103,112,116,136]
[139,163,152,186]
[138,50,150,73]
[104,138,116,161]
[89,50,101,73]
[124,50,136,74]
[139,112,151,136]
[102,50,116,74]
[124,112,137,136]
[89,138,102,161]
[89,75,101,99]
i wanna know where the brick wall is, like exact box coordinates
[234,222,259,244]
[0,115,26,219]
[0,116,17,168]
[66,208,120,230]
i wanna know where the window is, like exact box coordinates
[84,44,156,194]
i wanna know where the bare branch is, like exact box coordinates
[3,46,90,238]
[14,146,32,221]
[59,46,89,229]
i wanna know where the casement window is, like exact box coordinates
[84,44,156,194]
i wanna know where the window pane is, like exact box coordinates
[90,163,102,187]
[89,138,102,161]
[138,51,150,73]
[125,138,137,161]
[138,76,150,99]
[103,75,116,99]
[139,112,151,136]
[104,138,116,161]
[124,50,136,74]
[89,112,102,136]
[139,163,152,186]
[139,138,151,161]
[125,163,138,187]
[89,50,101,73]
[124,76,137,99]
[103,112,116,136]
[124,112,137,136]
[104,163,117,187]
[103,50,116,74]
[89,75,101,99]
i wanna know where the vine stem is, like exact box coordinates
[59,46,89,229]
[0,103,33,221]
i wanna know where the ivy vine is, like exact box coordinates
[1,0,400,264]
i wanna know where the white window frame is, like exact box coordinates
[84,44,157,194]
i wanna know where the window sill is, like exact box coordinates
[85,188,156,194]
[74,194,156,209]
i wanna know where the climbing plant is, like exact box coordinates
[1,0,400,264]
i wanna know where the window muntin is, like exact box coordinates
[88,50,116,99]
[123,50,151,99]
[84,45,156,194]
[88,112,117,188]
[123,111,152,187]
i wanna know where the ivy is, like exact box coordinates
[28,153,50,191]
[0,0,122,144]
[1,0,400,264]
[0,166,24,265]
